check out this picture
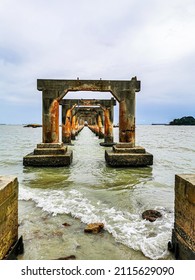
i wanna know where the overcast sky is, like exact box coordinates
[0,0,195,124]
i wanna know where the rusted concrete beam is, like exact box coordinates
[60,98,116,107]
[37,78,140,103]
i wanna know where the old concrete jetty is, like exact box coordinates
[1,77,194,260]
[23,77,153,167]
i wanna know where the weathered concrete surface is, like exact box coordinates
[0,176,18,259]
[97,113,104,139]
[60,98,116,107]
[169,174,195,259]
[71,115,76,140]
[119,93,135,145]
[34,147,67,155]
[105,150,153,167]
[113,145,146,154]
[37,78,140,102]
[23,143,72,167]
[105,145,153,167]
[62,104,76,144]
[42,98,60,143]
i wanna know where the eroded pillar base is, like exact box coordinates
[100,142,116,147]
[0,176,21,259]
[169,228,195,260]
[168,174,195,259]
[23,143,73,167]
[105,143,153,167]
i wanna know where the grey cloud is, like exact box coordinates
[0,0,195,124]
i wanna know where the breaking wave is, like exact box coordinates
[19,187,173,260]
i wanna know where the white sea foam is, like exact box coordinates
[19,187,173,260]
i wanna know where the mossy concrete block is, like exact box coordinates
[0,176,18,259]
[105,150,153,167]
[113,145,146,154]
[23,150,73,167]
[34,146,67,155]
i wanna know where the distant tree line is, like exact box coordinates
[169,116,195,125]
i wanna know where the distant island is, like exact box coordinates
[23,124,42,128]
[169,116,195,125]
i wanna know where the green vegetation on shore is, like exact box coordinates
[169,116,195,125]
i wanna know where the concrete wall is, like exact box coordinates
[0,176,18,259]
[171,174,195,259]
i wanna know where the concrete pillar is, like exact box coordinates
[61,104,67,138]
[0,176,18,259]
[169,174,195,259]
[42,97,59,143]
[91,116,95,125]
[62,108,72,144]
[71,115,76,140]
[110,99,114,125]
[119,90,135,146]
[75,118,79,135]
[24,94,73,166]
[104,108,114,143]
[80,117,84,125]
[97,113,104,138]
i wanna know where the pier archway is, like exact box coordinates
[37,77,140,146]
[60,96,116,145]
[24,77,153,167]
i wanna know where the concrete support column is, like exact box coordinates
[62,104,76,143]
[119,90,135,146]
[92,116,95,125]
[61,104,67,128]
[80,118,84,125]
[110,99,114,125]
[98,113,104,138]
[42,91,59,143]
[92,115,99,135]
[104,108,114,143]
[75,118,79,135]
[71,115,76,140]
[62,107,72,144]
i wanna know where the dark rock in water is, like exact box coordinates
[142,210,162,222]
[56,255,76,260]
[62,222,71,227]
[84,223,104,233]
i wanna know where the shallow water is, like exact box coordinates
[0,125,195,259]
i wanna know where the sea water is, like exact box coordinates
[0,125,194,260]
